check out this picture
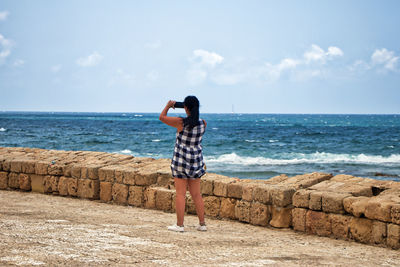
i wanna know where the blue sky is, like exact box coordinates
[0,0,399,113]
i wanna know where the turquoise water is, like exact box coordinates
[1,112,399,181]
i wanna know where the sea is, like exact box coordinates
[1,112,399,181]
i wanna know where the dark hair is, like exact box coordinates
[183,95,200,129]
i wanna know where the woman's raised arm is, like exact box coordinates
[159,100,183,131]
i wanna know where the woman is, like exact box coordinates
[159,95,207,232]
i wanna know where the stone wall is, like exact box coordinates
[0,147,399,249]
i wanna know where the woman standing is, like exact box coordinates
[159,96,207,232]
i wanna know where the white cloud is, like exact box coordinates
[76,51,103,67]
[304,44,343,63]
[0,11,9,21]
[192,49,224,68]
[145,40,161,49]
[13,59,25,67]
[0,33,12,63]
[51,64,62,73]
[371,48,398,71]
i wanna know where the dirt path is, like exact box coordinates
[0,190,399,266]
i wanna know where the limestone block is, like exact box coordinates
[67,178,78,196]
[87,165,101,180]
[200,178,213,195]
[100,182,113,202]
[391,204,400,224]
[321,192,350,214]
[78,179,100,199]
[372,221,387,245]
[8,172,19,189]
[155,188,173,212]
[58,176,69,196]
[364,200,393,222]
[387,224,400,249]
[343,196,369,217]
[214,178,234,197]
[80,166,89,179]
[330,214,351,240]
[43,175,53,193]
[135,172,158,186]
[18,173,31,191]
[48,164,63,176]
[227,182,243,199]
[10,159,22,173]
[289,172,333,189]
[349,217,373,244]
[157,174,171,187]
[306,210,331,237]
[270,206,291,228]
[112,183,128,205]
[186,194,196,214]
[250,202,270,226]
[98,166,116,182]
[204,196,221,217]
[0,171,9,189]
[144,187,157,209]
[253,184,271,204]
[242,183,256,201]
[235,200,251,223]
[114,167,125,183]
[123,170,136,185]
[2,159,12,172]
[292,208,307,232]
[292,189,310,208]
[309,191,323,211]
[35,161,49,175]
[48,176,60,192]
[30,174,44,193]
[62,165,72,177]
[270,186,296,207]
[71,165,82,179]
[21,159,36,174]
[220,197,237,219]
[171,191,177,213]
[128,186,144,207]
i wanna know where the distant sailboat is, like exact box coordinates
[231,104,235,114]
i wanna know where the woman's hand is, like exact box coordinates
[166,100,176,109]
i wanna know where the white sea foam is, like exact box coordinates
[212,127,218,130]
[205,152,400,166]
[134,114,143,117]
[245,139,259,143]
[152,139,161,142]
[0,127,6,132]
[120,149,132,154]
[269,139,278,143]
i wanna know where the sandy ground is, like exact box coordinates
[0,190,399,267]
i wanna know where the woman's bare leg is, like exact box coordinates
[174,178,188,226]
[188,179,205,225]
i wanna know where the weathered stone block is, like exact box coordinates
[391,204,400,224]
[35,161,49,175]
[349,217,373,244]
[364,200,393,222]
[80,166,88,179]
[123,170,136,185]
[227,182,243,199]
[372,221,387,245]
[235,200,251,223]
[21,160,36,174]
[186,194,196,214]
[62,165,72,177]
[87,165,101,179]
[2,159,11,172]
[220,197,237,219]
[0,171,9,189]
[114,167,125,183]
[343,196,369,217]
[322,192,349,214]
[67,178,78,196]
[43,175,53,193]
[250,202,270,226]
[71,165,82,178]
[136,173,158,186]
[157,174,171,186]
[292,189,310,208]
[253,184,271,204]
[112,183,128,205]
[155,188,173,212]
[98,166,115,182]
[10,159,22,173]
[18,173,31,191]
[58,176,69,196]
[8,172,19,189]
[387,223,400,249]
[309,191,323,211]
[330,214,351,239]
[143,187,157,209]
[214,179,233,197]
[270,206,291,228]
[270,186,296,207]
[242,184,255,201]
[48,164,63,176]
[78,179,100,199]
[100,182,113,202]
[128,186,144,207]
[204,196,221,217]
[306,210,331,237]
[292,208,307,232]
[200,178,213,195]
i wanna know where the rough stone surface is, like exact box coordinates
[306,210,331,237]
[143,187,157,209]
[269,206,292,228]
[241,183,255,201]
[253,184,271,204]
[349,217,373,244]
[58,176,69,196]
[0,171,8,189]
[135,173,158,186]
[98,166,115,182]
[343,196,369,217]
[35,161,49,175]
[220,197,236,219]
[213,178,234,197]
[270,186,296,207]
[250,202,269,226]
[235,200,251,223]
[364,200,393,222]
[155,188,173,212]
[200,178,213,195]
[67,178,78,197]
[128,186,144,207]
[78,179,100,200]
[387,223,400,249]
[330,214,351,240]
[292,208,307,232]
[203,196,221,217]
[112,183,128,205]
[18,173,31,191]
[321,192,349,214]
[292,189,310,208]
[21,159,36,174]
[309,191,323,211]
[391,204,400,224]
[100,182,113,202]
[8,172,19,189]
[372,221,387,245]
[227,182,243,199]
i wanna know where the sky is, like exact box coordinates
[0,0,399,114]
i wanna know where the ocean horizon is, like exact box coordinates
[1,111,399,181]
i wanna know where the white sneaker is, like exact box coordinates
[167,224,184,232]
[197,224,207,231]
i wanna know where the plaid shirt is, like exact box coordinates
[171,119,206,178]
